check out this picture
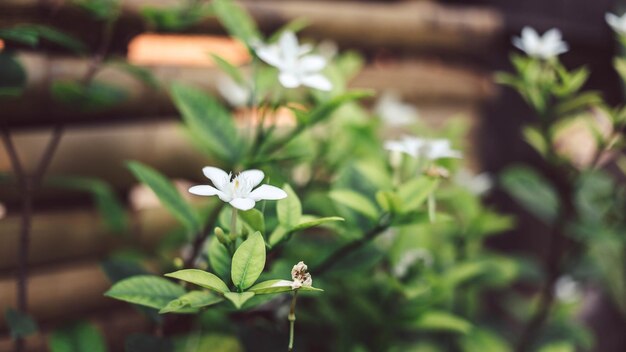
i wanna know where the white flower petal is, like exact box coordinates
[189,185,223,197]
[230,197,256,211]
[240,169,265,187]
[249,184,287,201]
[202,166,229,191]
[279,31,299,60]
[300,55,327,72]
[257,45,283,68]
[279,72,301,88]
[301,74,332,91]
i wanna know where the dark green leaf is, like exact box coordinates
[49,322,107,352]
[51,80,127,111]
[500,165,558,223]
[170,83,241,162]
[4,308,38,339]
[159,291,223,314]
[127,161,200,234]
[0,52,27,98]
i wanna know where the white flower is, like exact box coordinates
[384,136,462,160]
[189,167,287,211]
[555,275,581,303]
[512,27,568,59]
[217,74,250,108]
[291,261,312,289]
[454,169,493,196]
[256,31,332,91]
[375,92,419,126]
[606,12,626,36]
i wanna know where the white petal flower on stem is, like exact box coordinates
[256,31,332,91]
[188,167,287,211]
[375,92,419,126]
[606,12,626,36]
[384,136,462,161]
[291,261,312,290]
[512,27,568,59]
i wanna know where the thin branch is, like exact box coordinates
[33,125,64,186]
[1,128,26,186]
[183,203,225,268]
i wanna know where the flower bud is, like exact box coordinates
[214,227,228,244]
[291,261,313,290]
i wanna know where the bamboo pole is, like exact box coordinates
[0,1,503,53]
[1,52,494,128]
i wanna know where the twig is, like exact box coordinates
[311,219,390,276]
[183,203,225,268]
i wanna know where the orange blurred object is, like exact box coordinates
[128,34,250,67]
[0,39,5,51]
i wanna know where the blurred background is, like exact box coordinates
[1,0,625,351]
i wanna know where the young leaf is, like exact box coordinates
[277,184,302,227]
[104,275,186,310]
[239,208,265,234]
[49,322,106,352]
[164,269,229,294]
[207,237,232,282]
[212,0,261,44]
[291,216,344,232]
[397,177,440,213]
[411,311,472,334]
[127,161,200,234]
[4,308,38,339]
[223,292,255,309]
[159,291,223,314]
[170,83,242,163]
[249,280,323,294]
[329,189,379,220]
[231,232,266,290]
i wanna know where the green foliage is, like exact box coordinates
[170,83,243,163]
[127,161,200,234]
[231,232,266,291]
[500,165,558,223]
[4,308,38,339]
[0,24,86,53]
[329,189,380,220]
[49,322,107,352]
[207,237,232,282]
[223,292,255,309]
[72,0,120,21]
[0,52,27,98]
[211,0,261,45]
[277,184,302,227]
[165,269,230,294]
[104,275,186,310]
[51,81,127,111]
[410,311,473,335]
[249,280,323,294]
[141,3,211,32]
[159,291,223,314]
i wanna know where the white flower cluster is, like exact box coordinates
[384,136,462,161]
[291,261,313,290]
[512,27,568,59]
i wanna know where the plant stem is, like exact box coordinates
[183,202,224,268]
[311,218,390,276]
[288,290,298,352]
[230,207,238,241]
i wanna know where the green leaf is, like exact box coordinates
[522,126,549,157]
[305,90,373,126]
[223,292,255,309]
[615,57,626,85]
[4,308,38,339]
[397,177,440,213]
[212,0,261,44]
[231,232,266,290]
[554,91,602,116]
[207,237,231,282]
[411,311,472,334]
[249,280,323,294]
[268,225,290,247]
[125,334,173,352]
[170,83,241,163]
[159,291,223,314]
[291,216,344,232]
[538,341,575,352]
[51,80,127,111]
[277,184,301,228]
[239,208,265,234]
[0,52,27,98]
[49,322,107,352]
[73,0,121,21]
[110,61,159,89]
[127,161,200,234]
[25,25,86,54]
[46,175,128,233]
[210,54,244,84]
[375,191,403,214]
[164,269,229,294]
[329,189,379,220]
[0,27,39,46]
[500,166,558,223]
[104,275,186,310]
[141,4,210,32]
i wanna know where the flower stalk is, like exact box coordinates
[288,290,298,352]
